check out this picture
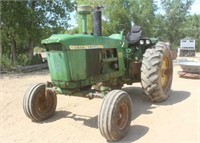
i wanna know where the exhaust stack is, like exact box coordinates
[93,6,102,36]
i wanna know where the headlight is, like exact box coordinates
[146,39,151,45]
[139,40,144,45]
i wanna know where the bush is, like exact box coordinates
[16,54,29,66]
[0,56,15,71]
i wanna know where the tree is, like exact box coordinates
[74,0,131,35]
[1,0,75,65]
[1,1,28,63]
[129,0,157,36]
[74,0,157,36]
[101,0,132,35]
[181,14,200,51]
[154,0,194,47]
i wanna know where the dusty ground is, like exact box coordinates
[0,60,200,143]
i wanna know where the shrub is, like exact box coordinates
[16,54,29,66]
[0,55,15,71]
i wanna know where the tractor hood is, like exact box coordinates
[41,34,127,50]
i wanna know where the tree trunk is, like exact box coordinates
[28,38,34,62]
[0,42,2,63]
[11,38,17,63]
[27,1,36,63]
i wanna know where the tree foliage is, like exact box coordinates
[154,0,194,47]
[181,14,200,51]
[129,0,157,36]
[1,0,75,65]
[75,0,157,36]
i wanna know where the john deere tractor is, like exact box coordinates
[23,6,173,141]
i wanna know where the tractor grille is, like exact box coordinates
[86,49,101,77]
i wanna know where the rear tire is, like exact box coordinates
[23,83,57,121]
[98,90,133,141]
[141,42,173,102]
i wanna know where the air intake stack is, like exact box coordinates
[77,5,92,34]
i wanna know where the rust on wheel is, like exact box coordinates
[36,90,52,113]
[117,103,129,130]
[23,83,57,121]
[161,56,170,90]
[98,90,132,141]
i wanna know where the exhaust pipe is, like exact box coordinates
[93,7,102,36]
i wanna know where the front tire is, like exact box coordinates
[141,42,173,102]
[23,83,57,121]
[98,90,133,141]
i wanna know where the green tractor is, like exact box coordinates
[23,6,173,141]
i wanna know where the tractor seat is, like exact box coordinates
[126,26,142,45]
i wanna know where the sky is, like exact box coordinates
[69,0,200,28]
[190,0,200,14]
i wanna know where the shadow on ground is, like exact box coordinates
[119,86,190,142]
[38,86,190,142]
[39,110,98,128]
[122,87,191,120]
[119,125,149,143]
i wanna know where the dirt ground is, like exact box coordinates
[0,60,200,143]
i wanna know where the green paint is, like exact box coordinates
[68,50,87,80]
[42,29,157,96]
[42,34,123,49]
[82,15,87,34]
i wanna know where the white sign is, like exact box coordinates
[180,39,195,50]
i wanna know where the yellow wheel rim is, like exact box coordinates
[161,56,170,90]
